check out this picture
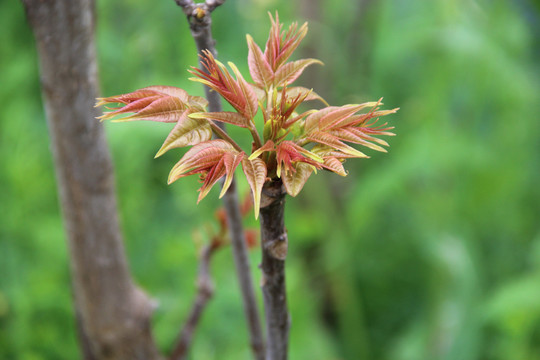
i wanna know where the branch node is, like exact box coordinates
[263,232,288,260]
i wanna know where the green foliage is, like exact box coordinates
[2,0,539,359]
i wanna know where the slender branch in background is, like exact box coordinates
[170,240,220,360]
[174,2,265,359]
[259,179,290,360]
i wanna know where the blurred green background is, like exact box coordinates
[2,0,540,359]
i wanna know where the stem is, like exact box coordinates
[250,124,263,149]
[222,179,265,358]
[170,241,219,360]
[209,121,243,152]
[176,2,265,359]
[259,179,290,360]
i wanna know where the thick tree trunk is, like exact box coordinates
[22,1,161,359]
[259,179,290,360]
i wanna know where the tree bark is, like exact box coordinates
[22,1,161,359]
[176,2,265,359]
[259,179,290,360]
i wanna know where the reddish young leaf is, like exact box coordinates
[320,157,347,176]
[190,51,258,121]
[241,157,267,219]
[97,86,207,123]
[228,62,259,120]
[303,103,398,157]
[155,111,212,157]
[168,140,243,203]
[329,128,388,152]
[220,151,244,198]
[306,131,368,158]
[282,86,328,105]
[304,104,367,133]
[265,12,308,71]
[247,34,273,88]
[144,86,190,103]
[282,162,314,197]
[273,58,323,87]
[190,111,251,128]
[275,141,323,178]
[249,140,275,160]
[311,145,357,176]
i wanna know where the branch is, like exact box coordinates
[174,2,265,359]
[260,179,290,360]
[169,241,219,360]
[175,0,225,14]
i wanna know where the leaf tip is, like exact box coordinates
[154,148,166,158]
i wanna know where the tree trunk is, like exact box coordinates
[259,179,290,360]
[22,1,161,358]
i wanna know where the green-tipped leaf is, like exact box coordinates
[241,157,267,219]
[155,113,212,157]
[219,152,244,198]
[307,132,369,158]
[282,162,314,196]
[249,140,275,160]
[331,129,388,152]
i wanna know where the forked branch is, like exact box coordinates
[169,240,220,360]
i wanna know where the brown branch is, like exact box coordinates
[22,0,161,359]
[173,2,265,360]
[260,179,290,360]
[169,241,219,360]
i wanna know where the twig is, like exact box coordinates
[259,179,290,360]
[209,121,243,152]
[173,2,265,359]
[169,241,219,360]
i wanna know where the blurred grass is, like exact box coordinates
[1,0,540,359]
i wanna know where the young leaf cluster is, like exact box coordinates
[97,13,398,218]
